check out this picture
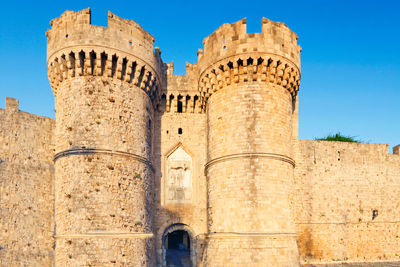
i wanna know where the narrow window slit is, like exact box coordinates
[161,94,167,111]
[137,66,145,86]
[145,72,152,90]
[267,58,273,67]
[177,95,183,113]
[121,58,128,80]
[186,95,190,112]
[68,52,75,76]
[101,52,107,76]
[90,51,96,75]
[169,95,175,113]
[111,54,118,78]
[372,210,378,220]
[130,62,137,83]
[78,50,85,76]
[193,95,199,113]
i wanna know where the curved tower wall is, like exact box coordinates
[46,9,161,266]
[198,18,301,266]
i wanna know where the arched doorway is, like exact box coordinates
[162,224,196,267]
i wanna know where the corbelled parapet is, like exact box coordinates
[197,18,301,110]
[46,8,162,103]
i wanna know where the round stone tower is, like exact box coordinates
[198,18,301,266]
[46,9,162,266]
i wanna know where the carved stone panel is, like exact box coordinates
[166,146,193,204]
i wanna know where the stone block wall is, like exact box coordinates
[294,140,400,265]
[0,97,55,266]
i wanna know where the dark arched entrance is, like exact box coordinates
[166,230,190,251]
[162,224,195,267]
[165,230,192,266]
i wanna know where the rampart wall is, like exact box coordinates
[294,140,400,266]
[0,97,55,266]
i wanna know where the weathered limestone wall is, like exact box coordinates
[153,63,208,266]
[204,83,299,267]
[0,97,55,266]
[294,140,400,266]
[47,8,162,266]
[198,18,301,266]
[53,77,154,266]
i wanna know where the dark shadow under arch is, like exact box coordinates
[162,224,196,267]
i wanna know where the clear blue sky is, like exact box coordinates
[0,0,399,150]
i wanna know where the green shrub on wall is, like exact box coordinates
[316,133,360,143]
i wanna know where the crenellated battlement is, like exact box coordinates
[46,8,163,102]
[198,18,301,70]
[47,8,157,64]
[197,18,301,110]
[158,62,202,113]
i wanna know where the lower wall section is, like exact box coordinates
[302,262,400,267]
[54,152,154,266]
[294,140,400,265]
[204,235,299,267]
[55,236,154,266]
[0,105,55,267]
[297,223,400,263]
[0,161,54,267]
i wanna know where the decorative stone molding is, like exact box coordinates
[205,152,296,172]
[53,148,153,170]
[198,54,300,110]
[47,49,161,103]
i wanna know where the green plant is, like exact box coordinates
[315,132,359,143]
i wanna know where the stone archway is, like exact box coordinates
[162,224,196,267]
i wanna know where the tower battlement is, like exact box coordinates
[46,8,162,102]
[199,18,301,69]
[197,18,301,109]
